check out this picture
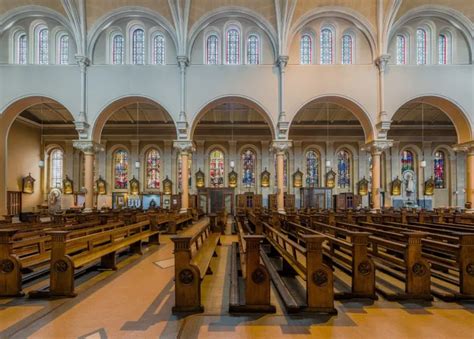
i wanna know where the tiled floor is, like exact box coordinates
[1,218,473,339]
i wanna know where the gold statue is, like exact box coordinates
[63,175,74,194]
[293,168,303,188]
[163,176,172,195]
[96,176,107,195]
[195,169,205,188]
[325,169,336,189]
[22,173,35,194]
[261,168,270,188]
[130,176,140,195]
[424,176,435,196]
[391,176,402,196]
[358,177,369,196]
[228,170,238,188]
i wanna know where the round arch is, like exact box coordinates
[289,95,375,143]
[190,95,277,140]
[390,95,472,144]
[91,96,178,143]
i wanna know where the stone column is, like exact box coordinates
[174,140,195,213]
[73,141,103,212]
[271,140,292,214]
[363,140,392,211]
[467,148,474,209]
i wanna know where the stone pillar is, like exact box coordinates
[467,148,474,209]
[271,140,292,214]
[174,140,195,213]
[363,140,392,211]
[73,141,103,212]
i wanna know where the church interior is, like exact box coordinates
[0,1,473,338]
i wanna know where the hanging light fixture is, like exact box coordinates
[325,102,331,168]
[38,101,45,168]
[135,102,141,169]
[420,101,427,168]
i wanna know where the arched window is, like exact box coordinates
[16,33,27,64]
[438,34,449,64]
[113,149,129,189]
[247,34,260,64]
[300,34,312,64]
[178,154,192,190]
[337,150,351,188]
[226,28,240,64]
[241,149,256,187]
[112,34,124,64]
[206,34,219,64]
[145,149,160,189]
[305,150,319,187]
[132,28,145,65]
[152,34,165,65]
[209,149,225,187]
[401,150,414,174]
[320,28,333,64]
[58,34,69,65]
[416,28,427,65]
[396,35,407,65]
[342,34,353,64]
[434,151,446,188]
[50,149,63,189]
[37,27,49,64]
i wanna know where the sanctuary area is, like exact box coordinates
[0,1,473,338]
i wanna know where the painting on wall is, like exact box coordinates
[424,177,435,196]
[63,175,74,195]
[195,169,205,188]
[325,169,336,189]
[358,177,369,196]
[22,173,35,194]
[96,176,107,195]
[163,176,173,195]
[229,169,238,188]
[391,176,402,196]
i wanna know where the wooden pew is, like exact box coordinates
[262,222,337,314]
[29,219,159,298]
[229,218,275,313]
[171,221,220,313]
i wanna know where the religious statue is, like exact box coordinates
[424,176,435,196]
[325,169,336,189]
[63,175,74,194]
[129,176,140,195]
[358,177,369,196]
[96,176,107,195]
[293,168,303,188]
[391,176,402,196]
[149,199,157,209]
[260,168,270,188]
[195,169,205,188]
[228,169,238,188]
[163,176,172,195]
[22,173,35,194]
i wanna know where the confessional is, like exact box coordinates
[197,188,235,214]
[299,187,333,209]
[267,193,295,210]
[236,193,263,214]
[333,193,362,210]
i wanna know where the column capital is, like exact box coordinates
[173,140,195,154]
[73,140,104,154]
[375,54,391,73]
[177,55,189,69]
[75,55,90,69]
[276,55,289,71]
[271,140,292,154]
[361,139,393,155]
[453,141,474,154]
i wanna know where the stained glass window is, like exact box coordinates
[17,34,27,64]
[321,28,333,64]
[396,35,406,65]
[112,34,124,64]
[206,34,219,64]
[401,150,414,174]
[178,155,192,190]
[416,28,427,65]
[226,28,240,64]
[38,28,49,64]
[132,28,145,65]
[146,149,160,189]
[59,34,69,64]
[300,34,312,64]
[153,34,165,65]
[50,149,63,188]
[113,149,129,189]
[438,34,448,64]
[241,149,256,187]
[337,150,351,188]
[434,151,445,188]
[305,150,319,187]
[247,34,259,64]
[210,150,225,187]
[342,34,353,64]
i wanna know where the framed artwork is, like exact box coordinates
[96,176,107,195]
[63,175,74,195]
[260,168,270,188]
[228,169,238,188]
[293,168,303,188]
[325,169,336,189]
[391,176,402,196]
[22,173,35,194]
[130,176,140,195]
[163,176,173,195]
[424,177,435,196]
[358,177,369,196]
[195,169,205,188]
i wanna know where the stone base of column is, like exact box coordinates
[370,208,379,214]
[179,208,188,214]
[83,208,93,214]
[277,209,286,215]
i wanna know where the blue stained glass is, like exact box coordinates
[434,151,445,188]
[337,150,351,188]
[146,149,160,189]
[401,150,414,174]
[306,150,319,187]
[242,149,256,186]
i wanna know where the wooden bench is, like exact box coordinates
[28,219,159,298]
[171,221,220,313]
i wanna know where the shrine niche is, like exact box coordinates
[260,168,270,188]
[195,169,205,188]
[130,176,140,195]
[325,169,336,189]
[63,175,74,194]
[293,168,303,188]
[22,173,35,194]
[358,177,369,196]
[228,169,238,188]
[163,176,173,195]
[424,177,435,196]
[96,176,107,195]
[391,176,402,196]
